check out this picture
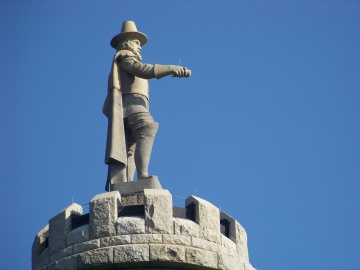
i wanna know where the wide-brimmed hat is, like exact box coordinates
[110,21,148,49]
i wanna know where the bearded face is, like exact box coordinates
[117,38,142,60]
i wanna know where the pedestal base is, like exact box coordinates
[110,176,162,195]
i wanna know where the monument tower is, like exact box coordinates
[32,21,256,270]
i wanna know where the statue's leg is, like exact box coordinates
[126,142,136,182]
[134,121,158,179]
[106,161,126,191]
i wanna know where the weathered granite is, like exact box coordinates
[130,233,162,244]
[218,252,241,270]
[48,255,78,270]
[32,224,49,270]
[150,244,186,263]
[78,247,113,268]
[186,196,221,244]
[37,249,49,269]
[90,191,120,239]
[185,247,218,268]
[191,237,219,253]
[121,193,144,206]
[111,176,162,195]
[66,224,89,247]
[49,246,72,263]
[33,190,255,270]
[144,189,173,234]
[48,203,82,255]
[163,234,192,246]
[113,244,149,263]
[173,217,200,237]
[221,212,249,260]
[117,216,145,235]
[73,239,100,254]
[100,235,131,247]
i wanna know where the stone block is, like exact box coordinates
[173,217,200,237]
[150,244,185,263]
[117,216,145,234]
[220,212,249,261]
[32,224,49,269]
[73,239,100,254]
[130,234,162,244]
[37,248,49,269]
[185,247,218,269]
[78,247,113,268]
[121,193,144,206]
[113,244,149,263]
[100,235,131,247]
[186,196,220,244]
[48,255,78,270]
[49,246,72,263]
[66,224,89,247]
[111,175,162,195]
[144,189,173,234]
[48,203,82,255]
[218,252,241,270]
[191,237,219,253]
[221,234,237,253]
[163,235,191,246]
[90,191,120,239]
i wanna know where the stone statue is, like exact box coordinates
[103,21,191,190]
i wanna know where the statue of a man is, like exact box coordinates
[103,21,190,190]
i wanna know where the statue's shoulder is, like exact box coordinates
[115,50,137,61]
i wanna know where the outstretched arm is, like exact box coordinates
[120,56,190,79]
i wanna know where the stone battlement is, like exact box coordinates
[32,189,255,270]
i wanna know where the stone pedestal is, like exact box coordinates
[32,188,256,270]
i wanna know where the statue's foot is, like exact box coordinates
[138,175,157,181]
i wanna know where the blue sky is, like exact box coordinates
[1,0,359,269]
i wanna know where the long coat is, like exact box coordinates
[102,51,127,166]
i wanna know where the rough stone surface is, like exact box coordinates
[32,224,49,270]
[37,249,49,268]
[186,196,220,244]
[73,239,100,254]
[218,253,241,270]
[111,176,162,195]
[131,234,162,244]
[48,255,78,270]
[173,217,199,238]
[163,235,191,246]
[150,244,185,263]
[185,247,218,269]
[221,234,237,253]
[121,193,144,206]
[49,246,72,263]
[90,191,120,239]
[78,247,113,268]
[33,189,255,270]
[117,216,145,234]
[48,203,82,255]
[113,244,149,263]
[100,235,131,247]
[221,212,249,261]
[66,224,89,247]
[191,237,219,253]
[144,189,173,234]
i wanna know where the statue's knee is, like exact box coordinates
[135,122,158,137]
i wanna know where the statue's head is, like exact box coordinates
[111,21,147,56]
[116,38,142,60]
